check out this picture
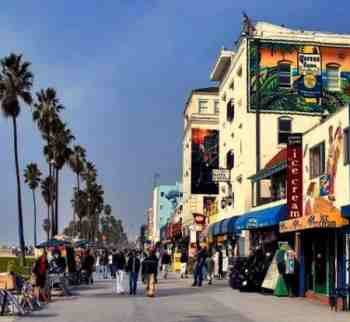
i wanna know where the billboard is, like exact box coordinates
[249,41,350,113]
[191,129,219,194]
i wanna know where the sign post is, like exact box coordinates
[212,169,231,183]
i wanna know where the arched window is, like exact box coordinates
[278,61,292,88]
[226,150,235,170]
[226,99,235,122]
[327,63,341,91]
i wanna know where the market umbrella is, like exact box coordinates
[36,238,71,249]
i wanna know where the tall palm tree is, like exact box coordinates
[69,145,86,229]
[41,176,56,240]
[50,121,74,235]
[33,88,65,237]
[0,53,33,264]
[24,163,42,246]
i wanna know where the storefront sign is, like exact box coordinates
[212,169,231,182]
[280,210,349,233]
[287,134,303,219]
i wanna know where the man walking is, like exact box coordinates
[192,246,207,287]
[161,251,171,279]
[142,250,158,297]
[126,250,141,295]
[113,250,126,294]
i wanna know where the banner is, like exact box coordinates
[287,134,303,219]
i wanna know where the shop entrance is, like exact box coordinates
[304,230,335,296]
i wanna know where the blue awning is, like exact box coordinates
[210,216,240,236]
[341,204,350,219]
[235,204,287,231]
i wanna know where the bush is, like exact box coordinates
[0,257,35,279]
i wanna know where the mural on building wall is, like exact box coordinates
[280,124,348,232]
[191,129,219,194]
[249,41,350,113]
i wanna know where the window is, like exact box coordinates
[214,100,220,114]
[198,100,208,113]
[278,117,292,144]
[278,61,292,88]
[226,100,235,122]
[310,142,325,179]
[226,150,235,170]
[344,128,350,164]
[327,63,341,91]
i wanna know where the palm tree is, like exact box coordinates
[41,176,56,240]
[33,88,65,237]
[0,53,33,264]
[24,163,42,246]
[50,121,74,235]
[69,145,86,228]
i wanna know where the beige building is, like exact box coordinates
[209,21,350,224]
[181,87,219,240]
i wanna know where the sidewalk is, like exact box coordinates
[191,277,349,322]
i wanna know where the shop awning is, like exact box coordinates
[235,204,287,231]
[209,216,241,236]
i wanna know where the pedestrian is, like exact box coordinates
[142,250,158,297]
[126,250,141,295]
[113,250,126,294]
[192,246,207,287]
[109,250,115,279]
[205,253,215,285]
[95,253,101,279]
[100,250,109,279]
[161,251,172,279]
[180,249,188,279]
[82,249,95,284]
[32,249,49,303]
[218,249,223,280]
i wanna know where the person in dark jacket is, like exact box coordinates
[82,249,95,284]
[113,250,126,294]
[161,251,172,279]
[142,251,158,297]
[192,246,207,287]
[126,250,141,295]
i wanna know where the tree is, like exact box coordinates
[24,163,42,246]
[50,121,74,235]
[0,53,33,264]
[68,145,86,227]
[33,88,66,237]
[41,176,56,240]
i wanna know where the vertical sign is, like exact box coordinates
[287,134,303,219]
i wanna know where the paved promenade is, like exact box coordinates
[2,275,348,322]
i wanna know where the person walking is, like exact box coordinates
[205,253,215,285]
[180,250,188,279]
[82,249,95,284]
[113,250,126,294]
[161,251,172,279]
[192,246,207,287]
[100,250,109,280]
[32,250,49,303]
[126,250,141,296]
[142,250,158,297]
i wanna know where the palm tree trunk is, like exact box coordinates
[55,167,59,236]
[48,162,52,240]
[33,190,37,247]
[12,117,26,265]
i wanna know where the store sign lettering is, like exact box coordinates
[287,134,303,219]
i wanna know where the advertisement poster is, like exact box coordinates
[191,129,219,194]
[249,41,350,114]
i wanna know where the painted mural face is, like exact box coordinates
[191,129,219,194]
[249,41,350,113]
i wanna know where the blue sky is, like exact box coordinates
[0,0,349,244]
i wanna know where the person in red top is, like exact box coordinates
[32,250,49,303]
